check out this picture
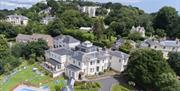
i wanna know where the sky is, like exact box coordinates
[0,0,179,13]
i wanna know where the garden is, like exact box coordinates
[0,61,101,91]
[0,62,65,91]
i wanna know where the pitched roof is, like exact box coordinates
[54,35,80,43]
[52,48,73,55]
[66,64,81,72]
[7,15,28,20]
[46,58,61,66]
[16,34,32,40]
[109,50,129,59]
[160,40,180,47]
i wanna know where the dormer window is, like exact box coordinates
[154,46,157,49]
[163,46,166,49]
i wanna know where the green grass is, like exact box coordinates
[112,84,131,91]
[0,62,98,91]
[0,62,65,91]
[75,88,98,91]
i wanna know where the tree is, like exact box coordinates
[47,0,60,15]
[96,8,108,16]
[93,17,105,41]
[126,48,178,90]
[155,29,166,38]
[171,17,180,38]
[128,31,143,41]
[153,6,178,36]
[119,41,132,54]
[0,21,17,38]
[168,52,180,76]
[11,43,27,57]
[27,39,49,59]
[60,9,92,29]
[0,35,9,59]
[108,21,127,37]
[47,18,64,37]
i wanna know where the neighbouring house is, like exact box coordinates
[44,48,72,77]
[6,14,28,26]
[79,27,92,31]
[41,16,55,25]
[107,9,111,15]
[109,50,129,72]
[53,35,80,49]
[140,38,180,58]
[80,6,99,17]
[130,26,145,37]
[16,33,53,48]
[112,38,125,50]
[39,7,52,15]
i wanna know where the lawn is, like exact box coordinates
[112,84,131,91]
[75,88,98,91]
[0,62,65,91]
[0,62,99,91]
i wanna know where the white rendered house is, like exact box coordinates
[44,39,129,80]
[80,6,99,17]
[130,26,145,37]
[6,15,28,26]
[65,41,109,80]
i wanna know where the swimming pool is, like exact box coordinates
[13,85,49,91]
[18,88,36,91]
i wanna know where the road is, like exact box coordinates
[97,76,118,91]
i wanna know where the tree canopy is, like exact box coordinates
[126,48,180,90]
[153,6,178,37]
[168,52,180,76]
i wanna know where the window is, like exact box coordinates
[73,60,75,64]
[90,61,93,65]
[97,60,100,64]
[119,59,121,63]
[78,62,81,66]
[96,66,99,72]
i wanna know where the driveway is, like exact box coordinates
[97,76,118,91]
[91,74,128,91]
[91,75,126,91]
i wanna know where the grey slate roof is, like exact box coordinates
[160,40,180,47]
[66,64,81,72]
[141,39,180,47]
[54,35,80,43]
[46,58,61,66]
[52,48,73,55]
[109,50,129,59]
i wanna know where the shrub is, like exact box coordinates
[99,72,104,75]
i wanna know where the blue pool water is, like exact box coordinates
[19,88,36,91]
